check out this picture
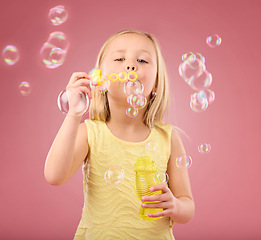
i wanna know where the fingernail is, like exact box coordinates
[141,197,145,201]
[150,187,154,191]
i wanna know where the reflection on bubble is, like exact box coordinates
[57,89,89,115]
[2,45,19,65]
[47,31,70,51]
[145,141,158,152]
[19,82,31,96]
[129,94,147,110]
[104,166,124,185]
[154,172,169,185]
[48,5,68,26]
[198,89,215,105]
[126,107,138,117]
[40,43,66,69]
[124,80,144,96]
[188,70,212,91]
[190,92,208,112]
[176,155,192,168]
[206,34,222,48]
[179,59,206,83]
[198,143,211,153]
[182,52,196,65]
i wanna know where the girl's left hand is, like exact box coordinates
[141,184,179,218]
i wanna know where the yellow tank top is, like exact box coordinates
[74,120,175,240]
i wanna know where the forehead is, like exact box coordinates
[105,33,156,55]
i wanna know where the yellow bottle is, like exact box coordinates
[134,156,163,221]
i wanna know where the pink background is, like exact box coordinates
[0,0,260,239]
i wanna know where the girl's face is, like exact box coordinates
[100,33,157,100]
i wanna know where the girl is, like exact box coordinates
[45,29,195,240]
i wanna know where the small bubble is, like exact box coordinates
[2,45,19,65]
[48,5,68,26]
[104,166,124,185]
[126,107,138,117]
[198,143,211,153]
[154,172,169,184]
[176,155,192,168]
[145,141,158,152]
[206,34,222,48]
[19,82,31,96]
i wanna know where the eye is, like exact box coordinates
[114,58,125,61]
[137,59,148,63]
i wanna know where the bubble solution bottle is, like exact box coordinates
[134,156,163,221]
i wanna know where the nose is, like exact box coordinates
[126,65,137,72]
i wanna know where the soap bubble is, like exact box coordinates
[179,59,206,83]
[104,166,124,185]
[19,82,31,96]
[188,70,212,91]
[190,92,208,112]
[198,143,211,153]
[206,34,222,48]
[154,172,169,185]
[182,52,196,65]
[200,89,215,104]
[145,141,158,152]
[176,155,192,168]
[128,94,147,109]
[47,31,69,51]
[2,45,19,65]
[124,80,144,96]
[57,89,89,115]
[188,53,205,69]
[40,42,66,69]
[48,5,68,26]
[126,107,138,117]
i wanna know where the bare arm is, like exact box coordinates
[141,129,195,223]
[44,117,88,186]
[44,72,91,186]
[166,129,195,223]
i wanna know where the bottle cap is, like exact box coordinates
[134,156,156,172]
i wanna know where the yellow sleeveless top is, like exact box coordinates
[74,120,175,240]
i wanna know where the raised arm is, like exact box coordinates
[44,72,91,186]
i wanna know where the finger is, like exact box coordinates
[142,201,170,209]
[150,184,169,193]
[148,209,171,218]
[71,78,91,88]
[141,193,169,203]
[66,86,92,100]
[68,72,90,85]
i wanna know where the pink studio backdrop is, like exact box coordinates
[0,0,260,239]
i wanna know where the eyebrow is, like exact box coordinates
[111,49,151,56]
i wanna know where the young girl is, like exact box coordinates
[45,29,195,240]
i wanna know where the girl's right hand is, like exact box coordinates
[66,72,92,117]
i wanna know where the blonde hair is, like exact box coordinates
[89,29,170,128]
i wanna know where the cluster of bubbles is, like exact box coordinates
[57,69,148,118]
[40,31,69,69]
[104,140,169,186]
[92,69,147,118]
[206,34,222,48]
[179,52,215,112]
[40,5,69,69]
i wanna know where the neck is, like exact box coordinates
[106,94,147,130]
